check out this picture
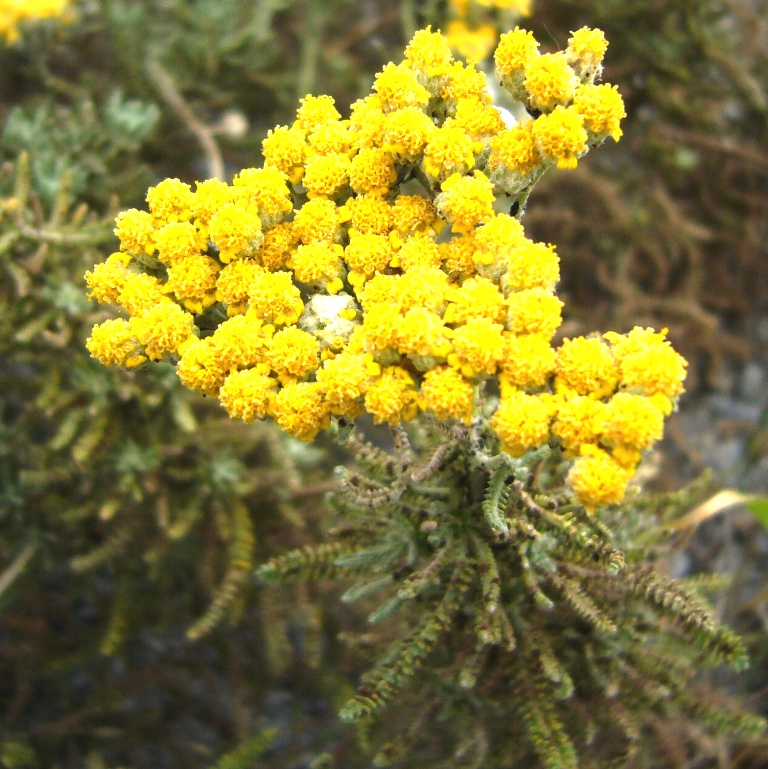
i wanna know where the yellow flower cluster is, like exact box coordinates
[446,0,531,62]
[85,27,683,509]
[0,0,70,42]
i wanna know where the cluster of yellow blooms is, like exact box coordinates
[85,26,685,509]
[445,0,531,63]
[0,0,70,42]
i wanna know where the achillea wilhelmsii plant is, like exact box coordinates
[84,25,763,768]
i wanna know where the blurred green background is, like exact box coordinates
[0,1,767,767]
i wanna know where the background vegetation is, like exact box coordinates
[0,1,767,767]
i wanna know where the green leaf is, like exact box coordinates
[745,497,768,530]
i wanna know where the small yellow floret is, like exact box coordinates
[568,444,633,509]
[420,366,474,423]
[556,336,619,399]
[348,96,387,149]
[216,259,264,314]
[453,98,506,140]
[495,27,540,78]
[219,368,276,423]
[345,233,394,286]
[255,222,297,271]
[374,63,431,112]
[365,366,419,426]
[177,338,227,396]
[436,171,495,234]
[344,195,392,235]
[146,178,194,223]
[192,178,233,224]
[573,84,625,142]
[288,242,345,289]
[209,203,263,263]
[551,395,606,456]
[349,149,397,197]
[154,221,205,264]
[504,240,560,291]
[392,234,442,272]
[444,277,506,324]
[247,270,304,326]
[524,52,578,111]
[422,123,478,182]
[130,301,194,360]
[308,120,353,155]
[391,265,449,313]
[491,390,554,456]
[405,27,453,80]
[391,195,438,236]
[210,315,273,370]
[317,351,379,415]
[532,106,588,169]
[262,126,309,185]
[602,392,665,451]
[448,318,505,378]
[506,287,563,338]
[114,209,156,255]
[442,60,490,103]
[270,381,330,441]
[295,94,341,133]
[233,166,293,221]
[268,327,320,381]
[489,122,542,177]
[165,256,220,314]
[85,252,132,305]
[86,319,145,368]
[397,308,454,359]
[566,27,608,75]
[499,333,556,388]
[382,107,437,160]
[293,198,343,245]
[303,153,351,199]
[118,273,166,316]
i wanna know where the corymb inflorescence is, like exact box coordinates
[85,26,685,510]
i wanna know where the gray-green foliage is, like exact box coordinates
[259,420,765,768]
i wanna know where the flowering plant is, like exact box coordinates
[83,25,761,767]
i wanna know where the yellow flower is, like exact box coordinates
[448,317,505,378]
[391,195,439,236]
[551,394,606,456]
[506,287,563,338]
[573,84,625,142]
[293,198,343,245]
[86,319,146,368]
[382,107,437,160]
[254,222,297,271]
[473,213,527,274]
[397,308,453,359]
[303,152,352,199]
[191,178,233,225]
[361,301,402,351]
[247,270,304,326]
[374,62,431,112]
[114,209,156,255]
[154,221,206,264]
[405,26,454,80]
[356,273,399,311]
[165,255,221,314]
[568,444,633,509]
[555,336,619,399]
[262,125,310,185]
[499,333,556,388]
[422,122,479,182]
[308,120,353,155]
[444,276,506,324]
[420,365,474,423]
[491,390,554,456]
[130,301,195,360]
[343,194,393,235]
[268,327,320,382]
[365,366,419,426]
[440,233,478,277]
[446,21,497,63]
[524,52,578,111]
[391,233,442,272]
[177,338,227,396]
[453,98,506,140]
[146,178,194,223]
[348,148,397,197]
[488,121,542,179]
[436,171,495,234]
[504,240,560,291]
[317,351,380,415]
[391,265,449,313]
[495,27,540,82]
[605,327,687,399]
[602,392,665,451]
[118,273,166,316]
[532,106,588,169]
[348,96,387,149]
[288,242,345,292]
[85,252,132,305]
[216,259,264,315]
[344,233,394,287]
[208,203,263,263]
[294,94,341,132]
[567,27,608,78]
[233,166,293,222]
[441,60,490,103]
[269,381,330,441]
[219,368,277,423]
[210,315,274,371]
